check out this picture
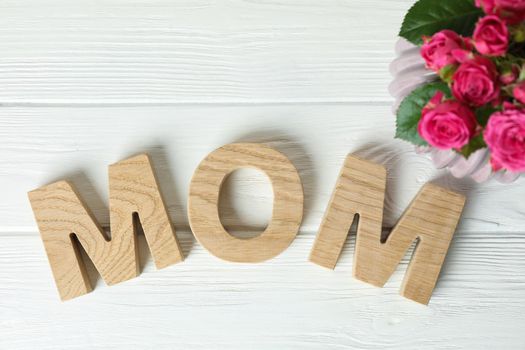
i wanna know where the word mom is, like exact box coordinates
[28,143,465,305]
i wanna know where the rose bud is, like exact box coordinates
[421,30,472,72]
[484,109,525,172]
[513,82,525,104]
[500,64,519,85]
[476,0,496,14]
[418,92,478,150]
[473,15,509,57]
[496,0,525,24]
[503,101,519,110]
[476,0,525,25]
[452,56,500,107]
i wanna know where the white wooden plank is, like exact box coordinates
[0,0,413,104]
[0,231,524,349]
[2,1,524,348]
[1,105,524,234]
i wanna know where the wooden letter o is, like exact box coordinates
[188,143,304,263]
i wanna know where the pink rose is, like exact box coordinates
[476,0,525,24]
[513,82,525,104]
[418,92,478,150]
[474,15,509,56]
[500,65,519,85]
[476,0,496,13]
[421,30,471,72]
[484,109,525,172]
[452,56,500,107]
[494,0,525,24]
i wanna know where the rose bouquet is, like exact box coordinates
[393,0,525,182]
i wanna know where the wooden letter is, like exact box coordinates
[309,155,465,304]
[28,154,183,301]
[188,143,304,263]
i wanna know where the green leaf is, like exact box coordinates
[475,106,497,127]
[395,81,451,146]
[458,134,487,159]
[399,0,484,45]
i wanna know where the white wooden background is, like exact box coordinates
[1,1,524,349]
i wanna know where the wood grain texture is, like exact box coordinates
[0,0,413,104]
[189,143,303,263]
[2,0,524,347]
[0,231,524,349]
[109,154,183,268]
[310,155,465,304]
[28,154,183,300]
[355,183,464,305]
[310,156,388,269]
[1,106,523,234]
